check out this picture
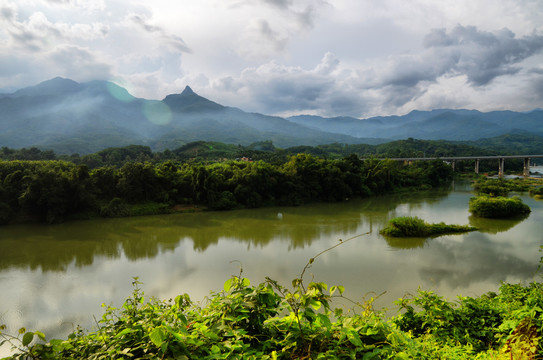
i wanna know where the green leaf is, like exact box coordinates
[34,331,46,341]
[310,300,322,310]
[22,332,34,347]
[347,330,363,347]
[224,278,233,292]
[149,327,168,348]
[115,328,134,338]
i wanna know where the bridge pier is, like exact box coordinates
[475,159,480,174]
[451,160,455,171]
[498,158,505,178]
[524,158,531,177]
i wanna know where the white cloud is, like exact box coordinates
[1,0,543,117]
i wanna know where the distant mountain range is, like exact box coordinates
[0,77,542,154]
[287,109,543,141]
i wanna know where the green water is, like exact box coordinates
[0,182,541,351]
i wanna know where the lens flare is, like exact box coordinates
[143,101,172,125]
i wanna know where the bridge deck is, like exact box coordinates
[362,155,543,161]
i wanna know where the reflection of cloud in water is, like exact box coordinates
[417,233,537,290]
[469,214,529,234]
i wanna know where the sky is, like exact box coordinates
[1,0,543,118]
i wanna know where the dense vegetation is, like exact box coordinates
[2,132,542,170]
[2,242,542,359]
[469,196,531,219]
[0,155,453,225]
[469,178,532,219]
[380,216,476,237]
[473,178,530,197]
[530,186,543,200]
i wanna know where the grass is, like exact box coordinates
[380,216,477,237]
[469,196,531,218]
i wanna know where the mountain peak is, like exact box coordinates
[163,86,224,112]
[181,85,195,95]
[13,77,81,97]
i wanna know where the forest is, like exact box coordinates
[0,153,452,225]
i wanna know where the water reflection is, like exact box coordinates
[383,236,428,249]
[0,189,452,272]
[469,214,530,234]
[0,184,541,356]
[417,232,538,290]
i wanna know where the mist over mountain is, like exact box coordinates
[0,77,376,154]
[0,77,542,154]
[287,109,543,141]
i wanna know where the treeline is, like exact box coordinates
[3,134,541,171]
[0,155,452,225]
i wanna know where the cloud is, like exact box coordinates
[0,3,109,52]
[205,52,368,117]
[41,0,106,11]
[127,13,191,53]
[238,19,288,59]
[46,44,112,81]
[261,0,326,29]
[423,25,543,86]
[202,25,543,117]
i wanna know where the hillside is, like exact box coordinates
[0,78,372,154]
[1,77,542,154]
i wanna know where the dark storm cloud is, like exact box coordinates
[367,25,543,109]
[128,14,191,53]
[380,25,543,91]
[423,25,543,86]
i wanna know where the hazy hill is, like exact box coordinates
[1,77,542,155]
[0,78,372,154]
[287,109,543,141]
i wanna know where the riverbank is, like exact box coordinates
[0,156,454,225]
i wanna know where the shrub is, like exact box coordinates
[469,195,531,218]
[530,187,543,200]
[474,178,530,197]
[380,216,476,237]
[100,197,130,218]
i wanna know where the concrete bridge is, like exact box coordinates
[363,155,543,177]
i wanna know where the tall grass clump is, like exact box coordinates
[474,178,529,197]
[380,216,476,237]
[469,195,531,218]
[530,187,543,200]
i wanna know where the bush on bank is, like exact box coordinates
[469,195,531,219]
[380,216,476,237]
[473,178,529,197]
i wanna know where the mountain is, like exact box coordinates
[1,77,542,155]
[287,109,543,141]
[0,78,374,154]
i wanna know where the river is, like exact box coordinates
[1,181,542,355]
